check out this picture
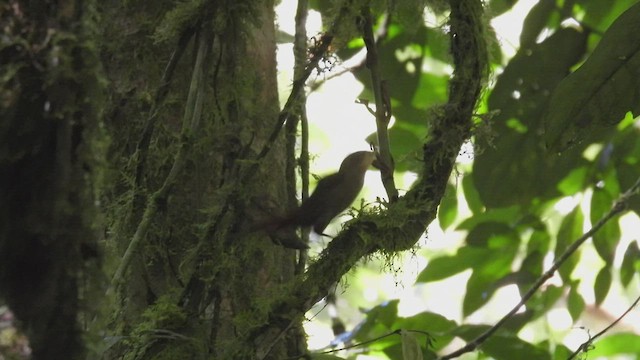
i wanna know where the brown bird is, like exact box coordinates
[268,151,377,238]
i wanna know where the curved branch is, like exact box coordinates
[254,0,489,357]
[440,176,640,360]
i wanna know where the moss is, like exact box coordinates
[122,295,207,360]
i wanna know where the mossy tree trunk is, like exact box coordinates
[0,1,104,359]
[100,1,301,359]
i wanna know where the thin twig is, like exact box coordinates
[440,176,640,359]
[308,13,391,92]
[568,292,640,359]
[293,0,311,274]
[360,6,398,202]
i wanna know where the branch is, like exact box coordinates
[253,0,488,357]
[133,26,195,191]
[293,0,311,273]
[110,24,213,290]
[252,2,352,166]
[360,6,398,202]
[308,13,391,92]
[567,274,640,359]
[440,176,640,360]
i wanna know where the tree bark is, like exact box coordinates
[100,1,299,358]
[0,1,104,358]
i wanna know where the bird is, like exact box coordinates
[263,151,377,241]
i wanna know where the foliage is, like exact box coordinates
[300,0,640,359]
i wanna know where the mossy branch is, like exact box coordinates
[111,24,213,290]
[441,175,640,360]
[254,0,489,357]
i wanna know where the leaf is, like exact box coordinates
[590,187,621,262]
[465,221,518,248]
[586,332,640,357]
[620,241,640,287]
[567,282,585,322]
[594,264,612,306]
[438,182,458,230]
[474,27,589,207]
[462,173,483,214]
[524,285,563,322]
[456,206,521,231]
[557,166,588,195]
[401,330,423,360]
[580,0,640,37]
[520,0,557,49]
[394,311,457,351]
[353,300,400,341]
[487,0,518,17]
[555,205,583,282]
[544,1,640,151]
[310,354,347,360]
[454,325,551,360]
[462,246,517,316]
[416,247,489,283]
[552,344,573,359]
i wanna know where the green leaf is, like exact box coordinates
[462,247,517,316]
[487,0,518,17]
[401,330,423,360]
[474,27,589,207]
[587,332,640,357]
[593,264,612,306]
[353,300,400,341]
[438,182,458,230]
[310,354,346,360]
[594,264,612,305]
[525,227,552,267]
[552,344,573,359]
[567,282,585,322]
[417,247,489,283]
[394,311,456,351]
[462,173,483,214]
[580,0,640,35]
[620,241,640,287]
[557,166,588,195]
[525,285,564,322]
[465,221,518,248]
[544,1,640,151]
[555,205,583,282]
[590,187,621,262]
[454,325,551,360]
[520,0,557,49]
[456,206,521,231]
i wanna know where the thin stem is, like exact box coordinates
[567,284,640,359]
[360,6,398,202]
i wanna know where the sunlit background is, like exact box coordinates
[274,1,640,359]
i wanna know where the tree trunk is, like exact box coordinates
[100,1,301,358]
[0,1,103,359]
